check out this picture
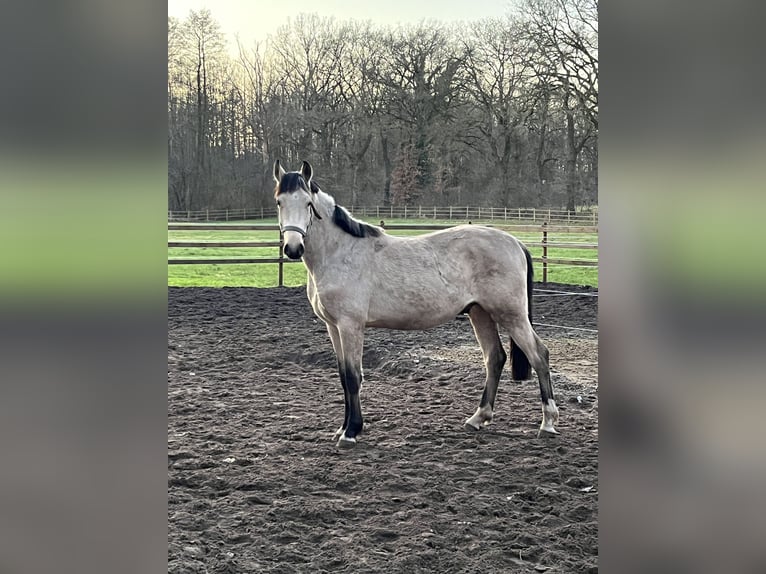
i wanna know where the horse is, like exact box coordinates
[273,160,559,448]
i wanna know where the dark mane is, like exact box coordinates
[332,205,382,238]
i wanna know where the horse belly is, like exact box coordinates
[365,296,466,330]
[366,312,458,330]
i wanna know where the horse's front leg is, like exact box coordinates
[335,320,365,448]
[326,323,349,441]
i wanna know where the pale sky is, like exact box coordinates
[168,0,512,49]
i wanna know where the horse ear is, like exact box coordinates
[273,160,286,183]
[300,160,313,186]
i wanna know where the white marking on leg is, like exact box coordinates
[333,425,345,440]
[465,405,494,430]
[539,398,559,435]
[336,433,357,448]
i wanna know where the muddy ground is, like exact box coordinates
[168,283,598,573]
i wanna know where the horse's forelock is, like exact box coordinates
[275,172,310,197]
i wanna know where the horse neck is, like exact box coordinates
[303,191,346,270]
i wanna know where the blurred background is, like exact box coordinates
[0,2,167,574]
[601,0,766,571]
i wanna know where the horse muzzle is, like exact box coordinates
[283,240,304,260]
[281,225,307,259]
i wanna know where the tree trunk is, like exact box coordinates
[501,129,513,207]
[381,132,392,206]
[348,131,373,206]
[536,92,550,205]
[565,109,577,212]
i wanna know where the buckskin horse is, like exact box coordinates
[274,160,558,448]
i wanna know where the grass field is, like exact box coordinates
[168,218,598,288]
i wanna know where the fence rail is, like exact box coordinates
[168,205,598,225]
[168,221,597,286]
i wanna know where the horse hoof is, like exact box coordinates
[333,427,345,441]
[465,415,492,431]
[537,427,559,438]
[464,420,481,431]
[336,435,357,449]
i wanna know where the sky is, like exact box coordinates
[168,0,512,49]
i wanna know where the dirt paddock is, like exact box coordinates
[168,283,598,573]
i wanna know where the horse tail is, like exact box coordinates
[510,245,533,380]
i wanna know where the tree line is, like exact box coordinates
[168,0,597,213]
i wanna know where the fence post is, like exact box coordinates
[504,207,507,220]
[548,208,551,221]
[449,206,453,219]
[404,205,407,219]
[278,229,284,287]
[418,205,422,218]
[225,209,229,221]
[376,206,380,219]
[593,211,596,225]
[433,206,436,219]
[542,222,548,284]
[533,208,536,222]
[518,207,521,220]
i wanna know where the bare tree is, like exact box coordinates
[167,10,597,213]
[379,24,467,191]
[185,10,224,181]
[168,16,194,210]
[269,15,348,164]
[167,10,226,210]
[463,17,540,206]
[389,144,421,206]
[337,22,386,206]
[520,0,598,209]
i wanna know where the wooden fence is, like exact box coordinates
[168,222,597,286]
[168,205,598,226]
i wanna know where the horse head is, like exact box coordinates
[273,160,322,259]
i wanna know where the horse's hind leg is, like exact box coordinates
[465,305,507,431]
[504,317,559,437]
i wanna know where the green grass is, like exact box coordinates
[168,218,598,288]
[168,223,306,287]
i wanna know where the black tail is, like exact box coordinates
[511,246,533,380]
